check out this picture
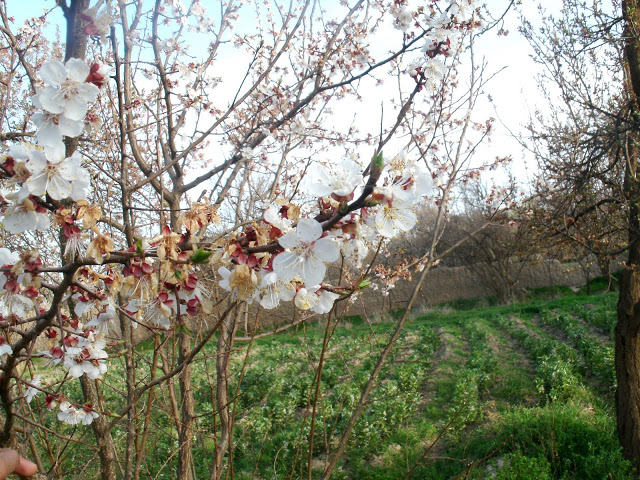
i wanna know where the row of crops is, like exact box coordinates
[40,291,631,479]
[200,292,631,479]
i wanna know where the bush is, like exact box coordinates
[493,453,552,480]
[495,404,633,479]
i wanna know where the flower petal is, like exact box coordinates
[272,251,300,282]
[65,58,90,82]
[300,256,325,287]
[296,218,322,244]
[39,61,67,86]
[278,230,299,249]
[313,237,340,263]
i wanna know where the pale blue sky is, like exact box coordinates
[8,0,549,188]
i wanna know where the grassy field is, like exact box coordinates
[35,283,633,479]
[218,287,631,479]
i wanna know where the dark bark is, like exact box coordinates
[209,307,238,480]
[177,330,195,480]
[618,0,640,471]
[80,377,117,480]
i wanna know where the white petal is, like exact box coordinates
[37,87,65,114]
[26,172,48,197]
[300,256,325,287]
[3,210,28,234]
[394,207,417,232]
[65,58,90,82]
[70,168,90,201]
[302,163,333,196]
[259,290,280,309]
[69,363,84,377]
[272,252,300,282]
[8,144,31,162]
[76,83,99,103]
[47,174,72,200]
[375,209,397,238]
[36,122,63,146]
[25,149,47,174]
[35,211,50,230]
[414,172,433,197]
[294,288,319,310]
[63,97,89,121]
[313,291,339,314]
[58,116,85,138]
[296,218,322,244]
[40,61,67,86]
[44,142,65,161]
[313,237,340,263]
[0,248,19,265]
[278,230,300,249]
[278,282,296,301]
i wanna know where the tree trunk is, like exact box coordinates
[616,260,640,471]
[177,331,195,480]
[619,0,640,471]
[80,377,117,480]
[210,307,238,480]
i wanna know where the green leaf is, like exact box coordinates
[174,269,183,280]
[175,323,192,335]
[135,239,144,256]
[369,151,384,182]
[191,246,214,264]
[357,279,372,290]
[372,151,384,170]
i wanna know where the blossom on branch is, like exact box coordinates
[272,218,340,288]
[374,199,417,238]
[57,401,99,425]
[253,271,296,310]
[36,59,99,121]
[24,143,89,201]
[302,159,363,198]
[2,195,50,233]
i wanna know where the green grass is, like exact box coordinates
[22,289,633,479]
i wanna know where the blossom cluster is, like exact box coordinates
[1,58,108,235]
[0,57,113,425]
[391,0,479,91]
[216,151,433,313]
[0,0,480,430]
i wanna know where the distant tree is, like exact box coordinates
[521,0,640,467]
[0,1,510,479]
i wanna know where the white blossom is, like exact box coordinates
[302,159,363,197]
[264,204,293,233]
[2,195,50,233]
[374,200,417,238]
[63,338,108,379]
[294,287,319,310]
[0,337,12,357]
[254,271,296,310]
[24,143,89,201]
[58,401,99,425]
[25,376,41,404]
[272,218,340,287]
[31,110,84,146]
[312,290,340,314]
[36,59,99,121]
[85,303,117,336]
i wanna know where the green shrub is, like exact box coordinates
[496,405,633,479]
[493,453,552,480]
